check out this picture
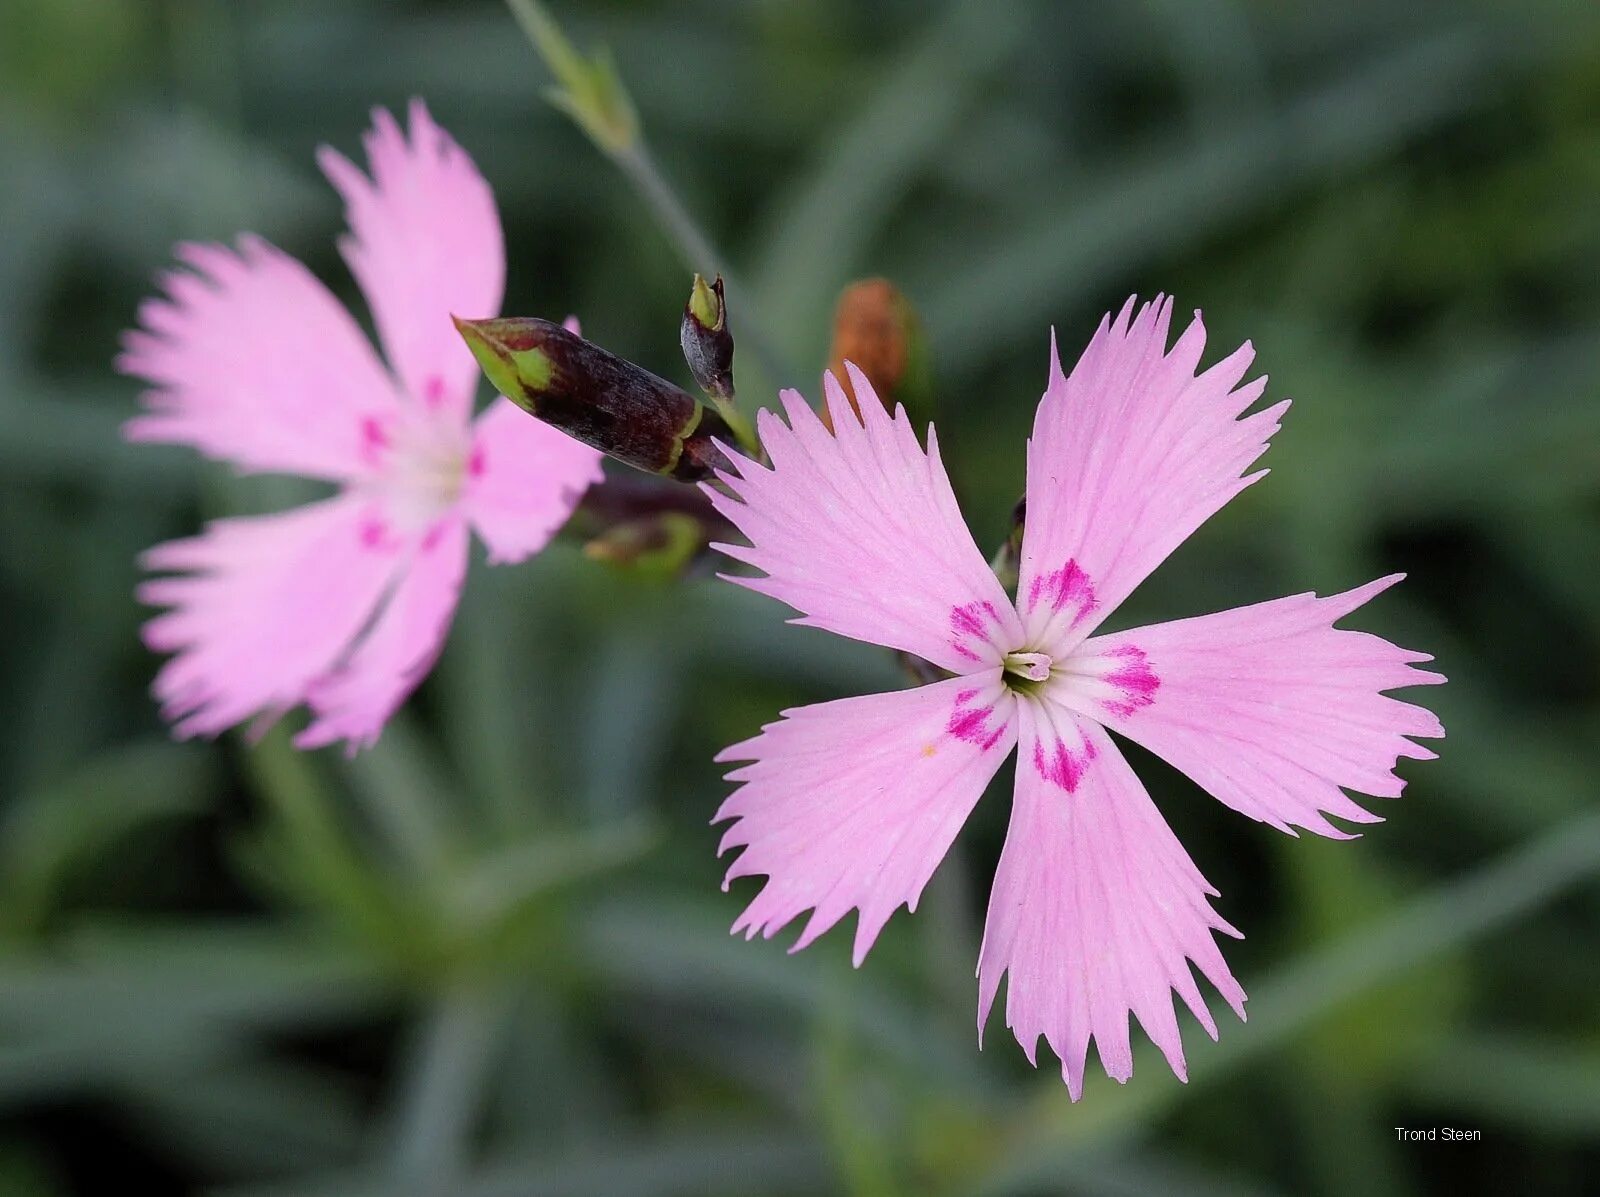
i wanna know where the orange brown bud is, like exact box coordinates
[823,279,928,430]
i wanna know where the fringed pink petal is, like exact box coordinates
[1077,574,1446,838]
[318,99,504,420]
[1018,297,1286,652]
[979,708,1245,1099]
[461,398,603,565]
[296,516,471,753]
[716,672,1016,966]
[705,365,1022,672]
[118,236,401,481]
[138,496,407,739]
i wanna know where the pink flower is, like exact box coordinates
[121,101,603,751]
[706,296,1445,1097]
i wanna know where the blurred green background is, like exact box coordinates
[3,0,1599,1193]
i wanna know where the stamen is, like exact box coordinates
[1003,650,1053,683]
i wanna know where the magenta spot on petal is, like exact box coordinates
[947,691,1005,752]
[423,375,447,408]
[467,445,487,478]
[947,707,988,742]
[950,603,987,637]
[949,599,1004,661]
[360,415,392,466]
[420,521,447,553]
[1027,559,1098,628]
[1100,644,1160,719]
[359,517,390,549]
[1032,734,1096,792]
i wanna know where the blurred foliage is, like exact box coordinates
[1,0,1599,1193]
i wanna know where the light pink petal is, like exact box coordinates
[297,516,471,753]
[979,706,1245,1099]
[461,398,603,565]
[138,495,408,739]
[716,672,1017,966]
[1018,297,1287,652]
[118,236,401,480]
[1077,575,1446,839]
[318,99,504,420]
[705,365,1022,672]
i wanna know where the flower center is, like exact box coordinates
[1002,649,1054,693]
[397,436,470,508]
[362,409,472,531]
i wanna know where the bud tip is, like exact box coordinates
[687,273,725,331]
[452,315,555,405]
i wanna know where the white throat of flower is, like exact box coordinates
[371,411,472,531]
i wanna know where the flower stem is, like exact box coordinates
[706,389,758,457]
[502,0,796,398]
[388,982,512,1186]
[610,142,721,283]
[610,134,795,402]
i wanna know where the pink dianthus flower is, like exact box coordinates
[707,296,1445,1097]
[122,101,602,751]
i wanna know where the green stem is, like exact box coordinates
[610,142,722,284]
[706,389,759,457]
[338,716,457,877]
[502,0,796,397]
[816,974,901,1197]
[609,140,794,402]
[388,983,512,1185]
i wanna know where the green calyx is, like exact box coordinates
[453,316,554,413]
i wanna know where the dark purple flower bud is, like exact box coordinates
[680,273,735,400]
[454,316,732,482]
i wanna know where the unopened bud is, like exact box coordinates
[681,273,734,400]
[453,316,732,482]
[823,279,930,431]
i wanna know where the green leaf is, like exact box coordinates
[751,0,1023,362]
[215,1129,829,1197]
[0,739,212,936]
[1403,1033,1600,1138]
